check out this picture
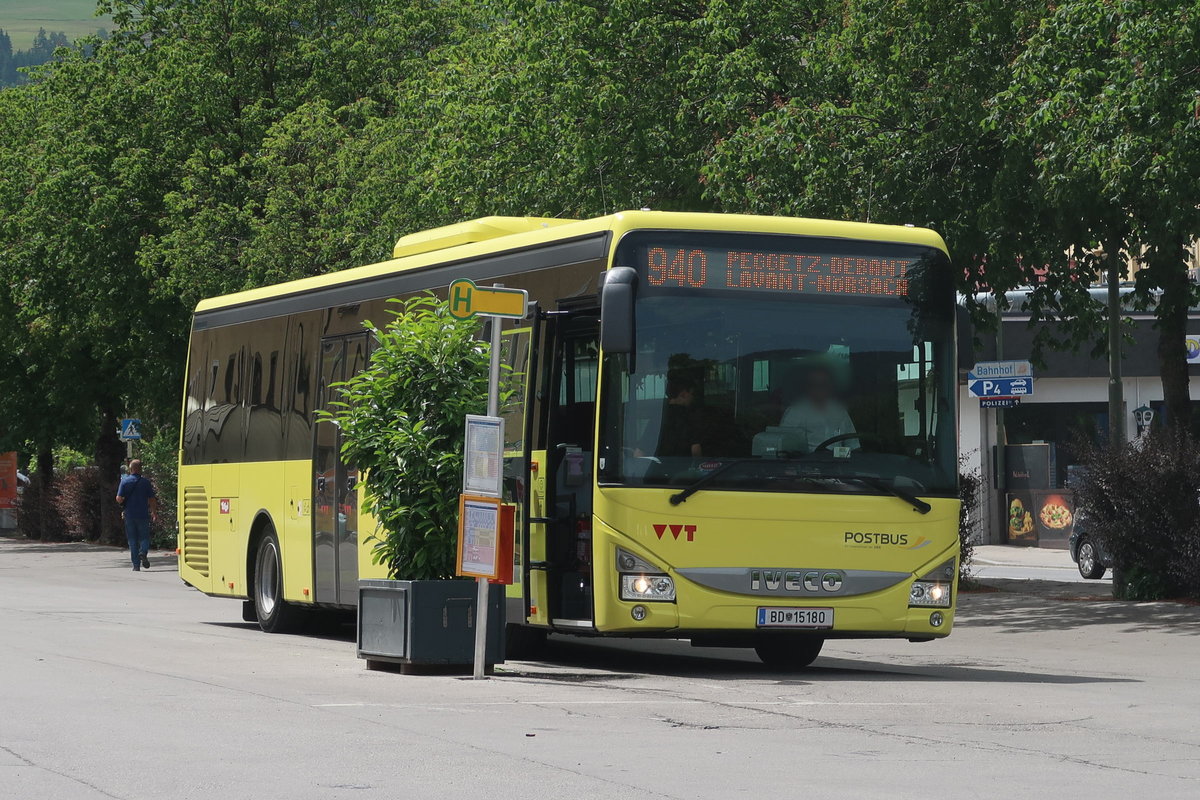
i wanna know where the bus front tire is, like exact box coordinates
[253,530,304,634]
[754,635,824,669]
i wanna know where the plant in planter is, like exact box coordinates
[325,294,504,667]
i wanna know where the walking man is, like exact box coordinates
[116,459,158,571]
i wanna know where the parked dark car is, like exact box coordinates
[1069,515,1112,579]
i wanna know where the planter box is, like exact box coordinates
[357,579,505,667]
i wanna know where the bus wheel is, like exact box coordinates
[505,624,547,660]
[253,530,304,634]
[754,636,824,669]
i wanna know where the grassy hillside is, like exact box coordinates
[0,0,110,49]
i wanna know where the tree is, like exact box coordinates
[996,0,1200,430]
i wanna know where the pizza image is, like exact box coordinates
[1040,502,1073,529]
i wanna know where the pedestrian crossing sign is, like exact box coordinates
[119,419,142,441]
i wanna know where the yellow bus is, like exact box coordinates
[178,211,959,667]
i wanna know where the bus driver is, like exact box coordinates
[779,363,858,453]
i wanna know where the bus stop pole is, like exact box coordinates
[474,313,503,679]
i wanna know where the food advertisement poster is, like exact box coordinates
[1032,490,1075,546]
[1006,490,1075,546]
[1006,491,1038,544]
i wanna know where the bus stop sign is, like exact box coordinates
[447,279,528,320]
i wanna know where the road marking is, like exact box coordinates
[314,699,926,708]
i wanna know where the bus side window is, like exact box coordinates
[284,313,318,460]
[245,317,286,462]
[500,325,531,453]
[182,328,210,465]
[201,328,244,463]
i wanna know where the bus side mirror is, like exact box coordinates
[600,267,638,354]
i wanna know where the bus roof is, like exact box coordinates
[195,211,949,314]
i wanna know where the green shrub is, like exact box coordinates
[957,462,981,581]
[325,295,490,581]
[15,473,65,541]
[54,467,119,542]
[1075,432,1200,600]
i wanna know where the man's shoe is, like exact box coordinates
[132,565,140,571]
[141,555,151,569]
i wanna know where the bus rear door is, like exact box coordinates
[313,333,367,607]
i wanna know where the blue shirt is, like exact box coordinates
[118,474,156,520]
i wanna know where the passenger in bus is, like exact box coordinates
[779,363,859,452]
[655,375,704,458]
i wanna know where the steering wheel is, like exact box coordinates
[812,432,879,452]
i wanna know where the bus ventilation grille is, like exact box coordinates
[182,486,210,577]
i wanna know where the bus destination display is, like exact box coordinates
[644,245,914,298]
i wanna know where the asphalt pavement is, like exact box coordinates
[2,537,1198,799]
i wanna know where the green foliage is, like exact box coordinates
[24,446,89,474]
[324,296,489,581]
[994,0,1200,426]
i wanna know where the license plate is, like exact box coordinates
[757,607,834,629]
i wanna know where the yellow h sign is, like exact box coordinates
[447,280,528,319]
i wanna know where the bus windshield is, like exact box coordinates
[598,232,957,497]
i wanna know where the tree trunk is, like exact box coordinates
[33,447,55,541]
[95,407,125,545]
[1155,239,1192,433]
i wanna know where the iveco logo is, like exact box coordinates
[750,570,845,593]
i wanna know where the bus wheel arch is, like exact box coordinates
[248,513,304,633]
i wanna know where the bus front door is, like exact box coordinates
[536,310,600,630]
[313,333,368,607]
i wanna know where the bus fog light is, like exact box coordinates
[929,611,944,627]
[620,574,675,602]
[631,605,648,621]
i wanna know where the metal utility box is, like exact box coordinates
[357,579,505,666]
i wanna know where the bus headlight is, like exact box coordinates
[621,574,676,602]
[617,548,676,602]
[909,558,954,608]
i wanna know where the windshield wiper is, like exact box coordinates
[669,459,774,505]
[668,460,932,514]
[840,475,932,514]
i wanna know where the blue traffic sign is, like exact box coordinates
[119,419,142,441]
[968,377,1033,398]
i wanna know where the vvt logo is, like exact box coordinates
[653,524,696,541]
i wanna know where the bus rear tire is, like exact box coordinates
[253,529,304,634]
[754,635,824,669]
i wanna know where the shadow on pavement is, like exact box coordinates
[520,638,1134,685]
[202,616,357,643]
[959,581,1200,635]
